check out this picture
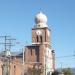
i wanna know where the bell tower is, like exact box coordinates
[25,12,55,75]
[32,12,51,48]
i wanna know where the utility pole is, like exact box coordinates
[0,36,16,51]
[60,62,62,71]
[22,47,25,75]
[0,36,16,75]
[0,36,10,51]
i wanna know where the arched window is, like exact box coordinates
[37,36,39,42]
[14,65,16,75]
[40,36,42,43]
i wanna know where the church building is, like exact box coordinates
[0,12,55,75]
[25,12,55,75]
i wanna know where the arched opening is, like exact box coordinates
[37,36,39,42]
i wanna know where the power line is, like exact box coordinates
[56,54,75,59]
[0,36,16,51]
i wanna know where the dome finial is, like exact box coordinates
[39,7,42,12]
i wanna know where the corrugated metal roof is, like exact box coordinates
[0,51,23,57]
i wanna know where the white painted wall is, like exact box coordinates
[45,48,53,75]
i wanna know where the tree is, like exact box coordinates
[51,71,59,75]
[62,68,73,75]
[27,66,43,75]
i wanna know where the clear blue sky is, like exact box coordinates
[0,0,75,68]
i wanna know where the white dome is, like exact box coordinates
[35,12,47,24]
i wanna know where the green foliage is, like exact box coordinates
[32,68,42,75]
[27,67,43,75]
[62,68,73,75]
[51,71,59,75]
